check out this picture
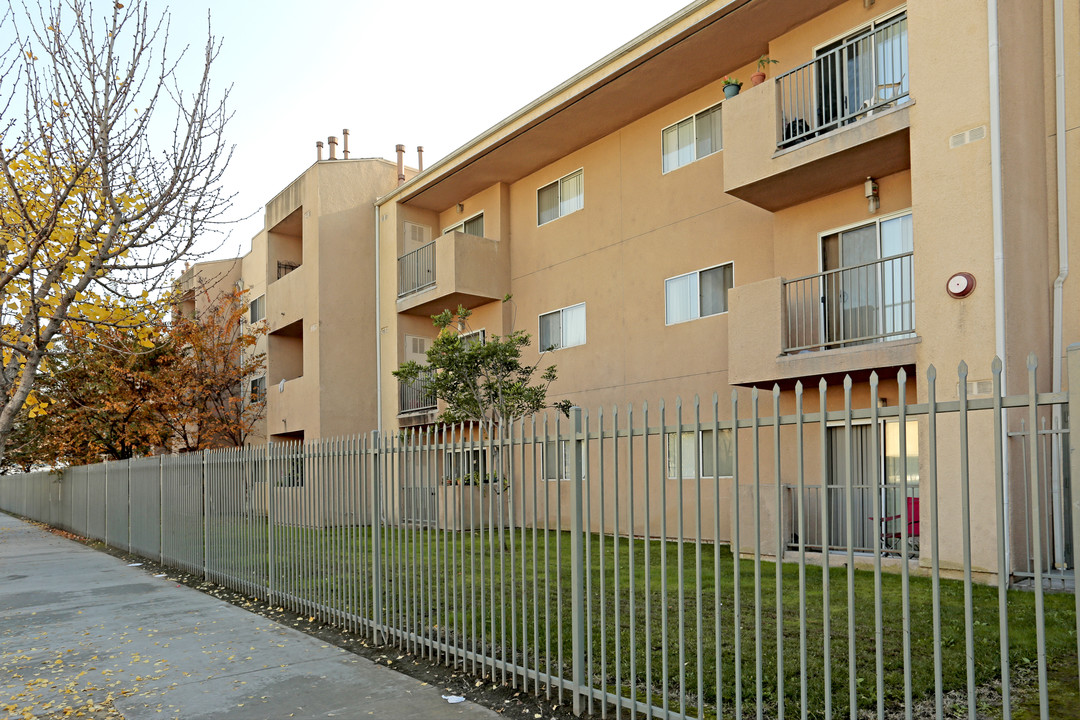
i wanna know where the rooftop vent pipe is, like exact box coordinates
[343,129,350,159]
[328,136,338,160]
[396,144,405,185]
[316,140,324,161]
[417,146,424,172]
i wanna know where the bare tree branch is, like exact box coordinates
[0,0,234,459]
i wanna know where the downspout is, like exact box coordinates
[987,0,1010,577]
[375,199,383,437]
[1050,0,1069,568]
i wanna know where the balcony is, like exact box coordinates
[398,241,436,297]
[399,368,437,415]
[396,231,509,316]
[776,13,909,150]
[728,254,918,387]
[266,376,311,439]
[265,263,304,334]
[784,252,915,353]
[723,13,910,212]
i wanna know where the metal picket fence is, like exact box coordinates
[2,351,1079,720]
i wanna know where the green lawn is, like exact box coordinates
[200,516,1078,719]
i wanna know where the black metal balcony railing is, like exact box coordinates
[783,252,914,353]
[399,368,437,414]
[776,12,908,149]
[398,241,436,298]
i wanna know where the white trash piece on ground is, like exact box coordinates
[441,695,466,704]
[126,563,143,567]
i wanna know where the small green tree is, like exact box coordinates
[393,299,571,425]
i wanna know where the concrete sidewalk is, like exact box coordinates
[0,513,499,719]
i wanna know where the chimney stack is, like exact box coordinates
[342,129,350,159]
[328,136,338,160]
[316,140,324,161]
[396,144,405,186]
[417,146,424,172]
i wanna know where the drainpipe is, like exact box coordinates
[987,0,1010,577]
[1050,0,1069,568]
[375,199,383,437]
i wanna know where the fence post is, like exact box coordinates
[203,451,209,580]
[267,442,274,606]
[158,455,164,564]
[126,459,132,554]
[371,429,383,645]
[568,407,585,716]
[1067,343,1080,674]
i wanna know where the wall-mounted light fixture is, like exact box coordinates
[865,176,880,213]
[457,203,465,213]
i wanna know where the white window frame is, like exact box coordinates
[665,428,734,480]
[813,5,908,56]
[664,262,733,325]
[537,169,584,226]
[817,209,913,270]
[444,211,485,237]
[249,375,266,403]
[249,295,265,323]
[538,302,586,351]
[661,102,723,174]
[541,438,584,482]
[443,446,499,484]
[817,209,914,344]
[461,328,486,347]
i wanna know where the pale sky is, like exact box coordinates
[152,0,693,260]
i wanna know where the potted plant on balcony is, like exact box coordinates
[751,55,778,86]
[722,76,742,99]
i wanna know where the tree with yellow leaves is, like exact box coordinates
[0,0,232,460]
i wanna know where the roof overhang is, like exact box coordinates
[382,0,847,212]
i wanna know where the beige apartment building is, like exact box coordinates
[185,148,411,445]
[176,258,244,319]
[373,0,1079,582]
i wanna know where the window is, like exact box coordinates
[666,428,734,479]
[542,439,583,481]
[815,11,908,131]
[537,170,584,225]
[444,447,499,484]
[820,211,913,346]
[539,303,586,351]
[665,264,733,325]
[461,329,485,347]
[444,213,484,238]
[279,456,305,487]
[662,103,723,173]
[277,260,299,279]
[403,221,431,247]
[249,295,265,323]
[815,419,919,553]
[249,376,266,403]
